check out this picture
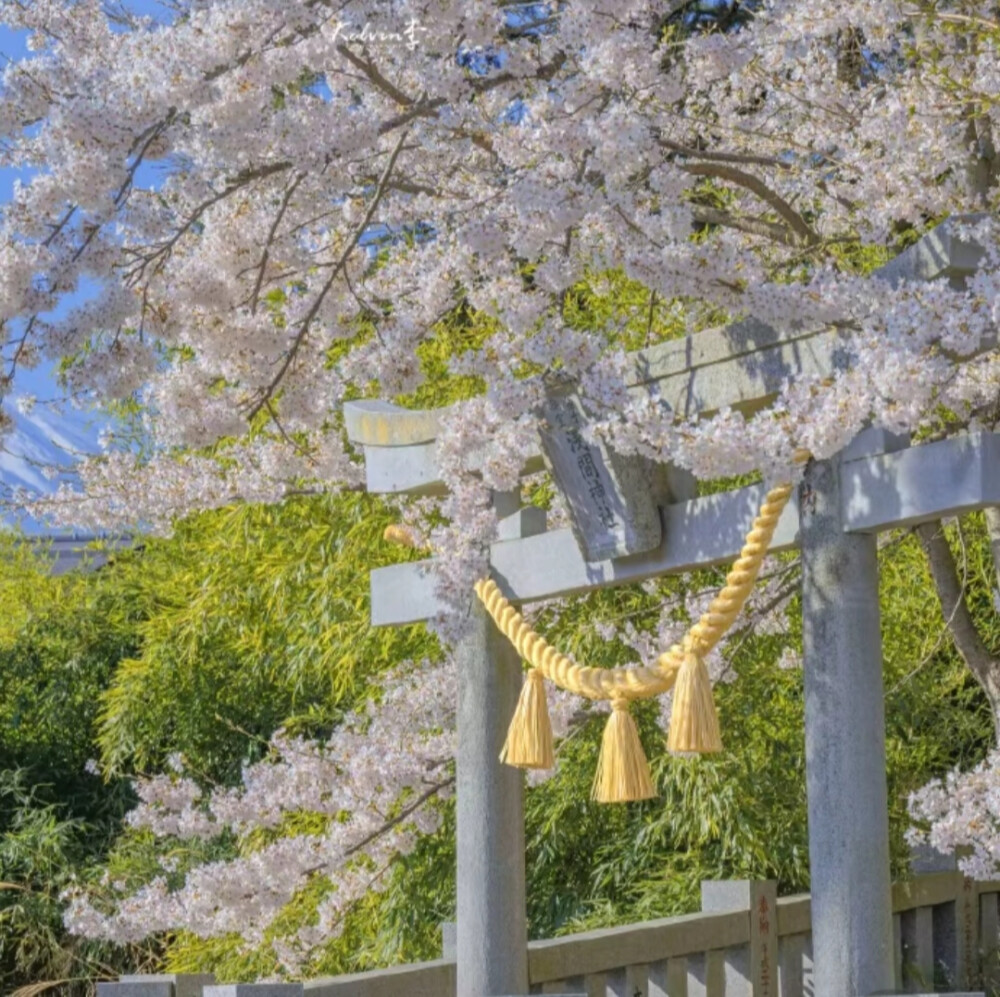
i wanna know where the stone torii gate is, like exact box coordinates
[345,218,994,997]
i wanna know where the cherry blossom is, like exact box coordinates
[2,0,996,963]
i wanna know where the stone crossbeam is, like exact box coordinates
[346,217,988,497]
[371,432,1000,626]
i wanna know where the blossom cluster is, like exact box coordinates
[0,0,992,552]
[907,750,1000,881]
[64,658,456,973]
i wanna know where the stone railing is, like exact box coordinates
[98,865,1000,997]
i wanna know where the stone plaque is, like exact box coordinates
[537,389,662,562]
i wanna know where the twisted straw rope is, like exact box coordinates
[474,481,794,702]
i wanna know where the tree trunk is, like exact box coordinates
[916,519,1000,742]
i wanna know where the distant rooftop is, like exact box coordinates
[25,533,134,575]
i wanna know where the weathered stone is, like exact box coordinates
[801,454,894,997]
[119,975,215,997]
[301,960,454,996]
[876,212,986,289]
[496,505,546,542]
[700,880,777,997]
[455,592,528,997]
[97,985,173,997]
[440,920,457,960]
[372,428,1000,625]
[537,388,662,561]
[343,399,443,447]
[203,986,302,997]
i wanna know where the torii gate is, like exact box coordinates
[345,218,995,997]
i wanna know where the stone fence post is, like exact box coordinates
[700,879,778,997]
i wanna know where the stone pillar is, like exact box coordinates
[455,592,528,997]
[799,456,894,997]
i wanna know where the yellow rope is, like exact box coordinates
[474,481,793,702]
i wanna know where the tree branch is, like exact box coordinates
[660,138,789,170]
[335,45,415,106]
[245,127,412,421]
[249,171,305,314]
[916,520,1000,704]
[690,205,805,247]
[682,162,819,246]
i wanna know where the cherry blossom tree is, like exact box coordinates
[2,0,1000,973]
[0,0,995,549]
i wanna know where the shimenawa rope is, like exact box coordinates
[473,481,794,802]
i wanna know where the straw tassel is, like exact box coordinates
[500,668,554,770]
[591,696,656,803]
[667,650,723,754]
[383,524,420,548]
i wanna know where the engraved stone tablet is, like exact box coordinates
[537,389,662,561]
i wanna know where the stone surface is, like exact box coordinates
[800,455,894,997]
[841,432,1000,533]
[360,440,449,497]
[302,960,454,997]
[455,593,528,997]
[496,506,547,542]
[98,986,174,997]
[527,908,747,983]
[537,388,662,561]
[440,920,457,960]
[203,987,302,997]
[120,975,215,997]
[700,880,777,997]
[343,399,443,447]
[371,479,801,625]
[876,212,986,289]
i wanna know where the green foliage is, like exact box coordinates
[95,490,436,781]
[0,488,438,991]
[0,772,151,997]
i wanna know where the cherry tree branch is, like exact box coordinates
[335,44,415,106]
[344,776,453,860]
[690,205,807,247]
[916,520,1000,706]
[122,159,294,285]
[659,138,789,170]
[681,162,819,246]
[249,172,305,315]
[245,126,412,421]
